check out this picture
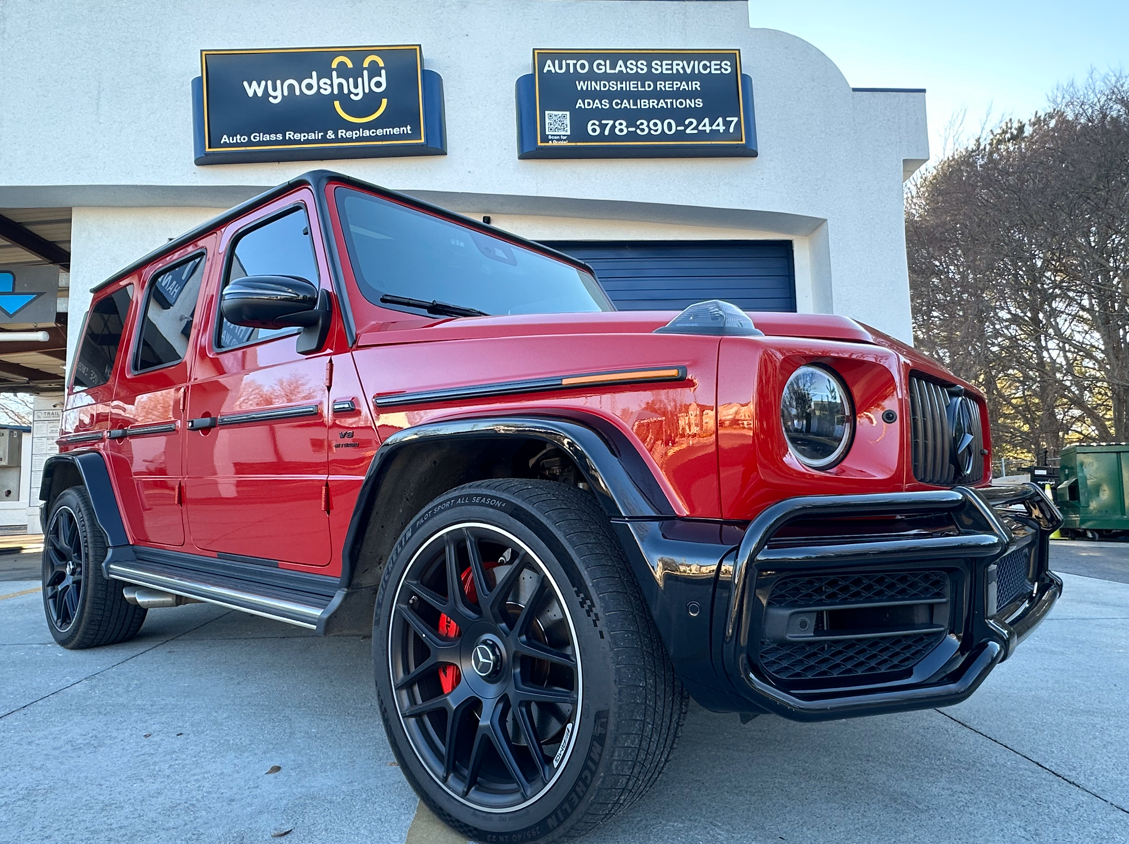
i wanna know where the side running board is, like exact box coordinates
[105,549,338,630]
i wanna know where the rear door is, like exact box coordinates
[105,244,212,547]
[183,192,333,567]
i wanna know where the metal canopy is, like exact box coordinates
[0,209,71,269]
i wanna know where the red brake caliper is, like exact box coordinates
[437,615,461,693]
[437,562,498,694]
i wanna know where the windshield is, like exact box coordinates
[336,188,613,316]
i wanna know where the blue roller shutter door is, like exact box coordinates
[543,240,796,312]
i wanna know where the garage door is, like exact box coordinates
[543,240,796,312]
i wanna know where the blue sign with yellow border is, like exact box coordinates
[193,46,445,165]
[516,49,756,159]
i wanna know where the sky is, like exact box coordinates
[748,0,1129,161]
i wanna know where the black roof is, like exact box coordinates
[91,170,593,293]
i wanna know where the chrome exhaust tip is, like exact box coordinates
[122,585,199,609]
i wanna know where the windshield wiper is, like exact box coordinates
[379,294,487,318]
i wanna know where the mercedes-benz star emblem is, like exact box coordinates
[471,642,499,678]
[948,396,975,480]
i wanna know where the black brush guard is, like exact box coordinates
[721,483,1062,721]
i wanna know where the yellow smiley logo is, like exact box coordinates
[331,55,387,123]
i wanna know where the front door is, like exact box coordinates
[184,194,333,567]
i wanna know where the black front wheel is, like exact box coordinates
[374,480,686,842]
[43,486,147,649]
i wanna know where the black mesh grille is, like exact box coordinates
[767,571,949,608]
[756,570,951,684]
[996,547,1033,609]
[759,633,946,680]
[909,375,985,485]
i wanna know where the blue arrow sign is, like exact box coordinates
[0,272,42,318]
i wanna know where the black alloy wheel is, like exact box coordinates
[44,505,85,631]
[41,486,147,649]
[374,479,687,843]
[389,522,581,811]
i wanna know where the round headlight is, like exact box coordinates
[780,365,854,468]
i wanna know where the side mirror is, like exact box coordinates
[220,275,331,355]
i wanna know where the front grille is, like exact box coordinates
[909,375,985,485]
[760,633,947,680]
[995,546,1033,610]
[768,571,949,608]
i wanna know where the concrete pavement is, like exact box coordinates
[1051,539,1129,584]
[2,550,1127,843]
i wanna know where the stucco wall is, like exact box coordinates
[1,0,928,341]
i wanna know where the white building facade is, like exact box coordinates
[0,0,928,529]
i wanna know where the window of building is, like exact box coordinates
[73,286,133,391]
[134,254,206,372]
[217,206,319,349]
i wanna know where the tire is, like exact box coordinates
[42,486,147,649]
[373,479,687,842]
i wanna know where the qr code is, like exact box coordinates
[545,110,571,135]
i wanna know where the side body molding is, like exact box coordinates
[318,415,676,635]
[40,451,136,572]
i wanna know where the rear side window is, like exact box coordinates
[134,254,206,372]
[217,207,319,349]
[73,286,133,391]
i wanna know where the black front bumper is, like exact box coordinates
[614,483,1062,720]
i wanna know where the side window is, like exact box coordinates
[73,286,133,391]
[217,206,319,349]
[134,254,206,372]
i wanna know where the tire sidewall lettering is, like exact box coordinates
[539,710,608,836]
[392,494,515,558]
[453,710,609,843]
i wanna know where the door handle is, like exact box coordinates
[187,417,217,431]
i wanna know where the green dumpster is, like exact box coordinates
[1055,443,1129,539]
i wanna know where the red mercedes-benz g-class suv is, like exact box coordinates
[42,171,1061,843]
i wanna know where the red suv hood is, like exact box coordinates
[356,308,973,396]
[357,309,877,344]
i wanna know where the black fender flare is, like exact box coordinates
[339,414,674,586]
[318,414,676,635]
[40,451,135,572]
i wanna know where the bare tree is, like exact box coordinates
[906,72,1129,466]
[0,393,32,427]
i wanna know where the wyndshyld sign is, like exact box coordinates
[192,46,446,164]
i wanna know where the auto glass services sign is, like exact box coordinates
[516,49,757,159]
[192,46,446,164]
